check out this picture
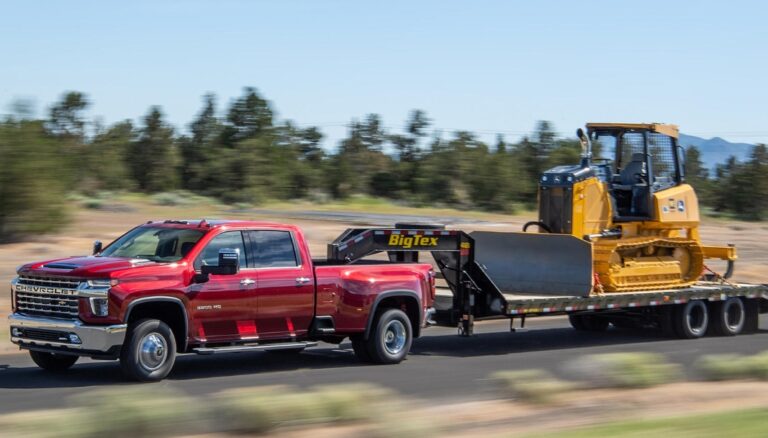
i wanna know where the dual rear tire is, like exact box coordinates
[662,298,746,339]
[570,297,750,339]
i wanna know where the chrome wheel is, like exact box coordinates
[383,320,407,355]
[138,332,168,371]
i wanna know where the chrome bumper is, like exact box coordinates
[9,313,127,354]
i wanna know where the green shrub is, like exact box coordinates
[572,353,682,388]
[82,197,103,209]
[490,370,575,404]
[311,383,391,422]
[747,352,768,379]
[697,354,754,381]
[698,352,768,381]
[214,384,391,434]
[68,387,202,437]
[151,192,188,206]
[231,202,253,211]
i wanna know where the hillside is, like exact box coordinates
[679,133,755,171]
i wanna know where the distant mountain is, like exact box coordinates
[678,133,755,171]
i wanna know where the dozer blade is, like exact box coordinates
[470,231,593,297]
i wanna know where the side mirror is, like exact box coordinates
[200,248,241,276]
[93,240,103,255]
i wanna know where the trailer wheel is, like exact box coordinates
[708,297,745,336]
[120,318,177,382]
[673,301,709,339]
[569,314,609,332]
[29,351,78,372]
[366,309,413,364]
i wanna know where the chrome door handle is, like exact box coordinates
[240,278,256,286]
[295,277,311,285]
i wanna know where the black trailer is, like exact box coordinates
[327,226,768,338]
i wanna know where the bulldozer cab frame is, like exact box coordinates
[586,123,684,221]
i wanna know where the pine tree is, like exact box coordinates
[130,107,178,192]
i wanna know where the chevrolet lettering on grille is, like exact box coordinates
[13,284,79,296]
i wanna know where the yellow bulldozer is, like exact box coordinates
[520,123,737,293]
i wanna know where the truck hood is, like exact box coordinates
[18,256,159,278]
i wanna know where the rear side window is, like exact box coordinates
[246,231,299,268]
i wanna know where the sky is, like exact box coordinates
[1,0,767,149]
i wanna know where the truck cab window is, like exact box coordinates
[195,231,247,270]
[247,231,299,268]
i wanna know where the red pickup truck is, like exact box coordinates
[9,220,435,381]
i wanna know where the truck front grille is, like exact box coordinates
[14,275,82,319]
[18,275,81,289]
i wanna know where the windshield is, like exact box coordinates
[592,131,618,161]
[100,227,205,262]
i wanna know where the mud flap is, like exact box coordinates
[470,231,594,297]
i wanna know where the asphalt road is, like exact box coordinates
[1,315,767,415]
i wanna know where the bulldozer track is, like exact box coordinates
[593,236,704,292]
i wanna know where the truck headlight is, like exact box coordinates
[86,279,116,289]
[89,297,109,317]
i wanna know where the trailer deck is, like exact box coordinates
[328,226,767,336]
[435,282,768,316]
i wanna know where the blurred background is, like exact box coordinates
[1,1,768,436]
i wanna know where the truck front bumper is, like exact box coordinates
[9,313,127,357]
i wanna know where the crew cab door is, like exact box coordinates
[244,230,314,339]
[188,230,259,342]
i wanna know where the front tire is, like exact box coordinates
[29,351,78,372]
[367,309,413,364]
[120,319,176,382]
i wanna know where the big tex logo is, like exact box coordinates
[388,234,438,249]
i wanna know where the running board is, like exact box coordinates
[193,341,318,355]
